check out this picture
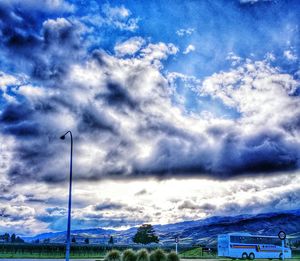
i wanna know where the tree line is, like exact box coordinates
[0,224,158,246]
[0,233,24,243]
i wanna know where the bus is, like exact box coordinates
[218,232,291,260]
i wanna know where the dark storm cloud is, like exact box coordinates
[78,107,118,134]
[221,188,300,215]
[178,200,199,210]
[0,1,81,81]
[32,17,83,81]
[0,2,42,52]
[0,205,33,221]
[0,103,33,123]
[136,121,299,178]
[133,120,216,177]
[178,201,215,211]
[3,122,40,137]
[132,135,212,177]
[216,130,299,176]
[138,119,196,140]
[0,195,14,201]
[281,112,300,133]
[7,137,65,184]
[46,207,66,215]
[84,213,103,219]
[99,82,139,110]
[135,189,147,196]
[199,203,216,211]
[239,0,273,4]
[94,202,125,211]
[42,215,137,231]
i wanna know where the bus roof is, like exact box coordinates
[224,233,280,238]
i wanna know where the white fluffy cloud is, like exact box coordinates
[240,0,272,4]
[201,59,299,124]
[102,3,139,31]
[1,0,74,13]
[0,71,19,89]
[283,50,297,61]
[176,28,195,37]
[0,71,22,102]
[114,37,146,57]
[183,44,196,54]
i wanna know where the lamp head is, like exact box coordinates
[60,135,65,140]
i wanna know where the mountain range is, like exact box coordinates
[23,209,300,246]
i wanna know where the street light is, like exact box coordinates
[60,131,73,261]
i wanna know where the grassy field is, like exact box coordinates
[0,253,105,259]
[0,243,108,259]
[179,248,216,259]
[0,244,299,259]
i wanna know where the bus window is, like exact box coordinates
[230,236,240,243]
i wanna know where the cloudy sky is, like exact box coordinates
[0,0,299,236]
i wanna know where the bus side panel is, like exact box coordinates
[255,250,278,259]
[228,248,244,259]
[253,246,291,259]
[229,245,285,259]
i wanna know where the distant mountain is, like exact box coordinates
[22,228,115,243]
[23,209,300,246]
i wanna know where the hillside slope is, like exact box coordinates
[24,209,300,246]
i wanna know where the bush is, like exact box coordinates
[167,252,179,261]
[123,249,137,261]
[150,249,166,261]
[105,250,121,261]
[136,249,149,261]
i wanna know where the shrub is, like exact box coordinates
[123,249,137,261]
[136,249,149,261]
[105,250,121,261]
[150,249,166,261]
[167,252,179,261]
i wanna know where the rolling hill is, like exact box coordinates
[23,209,300,246]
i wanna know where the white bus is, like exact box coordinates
[218,232,291,260]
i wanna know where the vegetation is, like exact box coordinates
[0,243,107,258]
[84,238,90,244]
[150,249,166,261]
[136,249,150,261]
[104,249,122,261]
[133,224,159,244]
[292,240,300,248]
[43,238,50,244]
[72,236,76,243]
[0,233,24,243]
[179,247,203,258]
[167,252,179,261]
[122,249,137,261]
[109,235,114,245]
[179,247,220,258]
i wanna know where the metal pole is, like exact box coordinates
[60,131,73,261]
[175,242,178,254]
[282,239,285,261]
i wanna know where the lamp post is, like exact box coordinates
[60,131,73,261]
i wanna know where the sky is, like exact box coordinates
[0,0,299,236]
